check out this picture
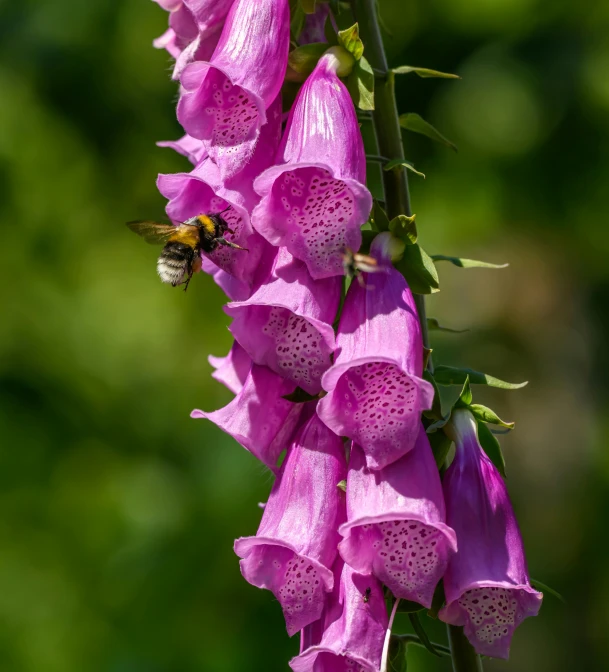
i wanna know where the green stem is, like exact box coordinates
[447,624,484,672]
[353,3,483,671]
[353,0,429,352]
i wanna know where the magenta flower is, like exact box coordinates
[439,409,542,659]
[317,238,434,470]
[208,340,251,394]
[157,134,207,165]
[251,52,372,279]
[157,94,282,299]
[234,410,347,635]
[191,363,302,469]
[225,247,340,395]
[153,0,233,79]
[338,428,457,607]
[177,0,289,180]
[290,560,388,672]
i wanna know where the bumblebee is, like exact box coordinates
[341,248,380,286]
[127,211,246,291]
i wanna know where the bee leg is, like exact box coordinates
[182,272,193,292]
[226,228,235,235]
[215,238,249,252]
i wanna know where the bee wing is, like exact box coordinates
[126,220,177,245]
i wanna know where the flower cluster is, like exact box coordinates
[149,0,542,665]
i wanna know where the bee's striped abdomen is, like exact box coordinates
[157,241,195,286]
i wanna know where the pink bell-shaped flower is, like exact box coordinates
[225,247,340,395]
[251,52,372,279]
[235,410,347,635]
[439,409,543,659]
[177,0,290,180]
[317,236,434,469]
[338,428,457,607]
[208,340,251,394]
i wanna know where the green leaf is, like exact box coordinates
[428,581,445,619]
[408,613,442,658]
[395,243,440,295]
[288,43,330,75]
[531,579,566,604]
[399,113,457,152]
[433,366,528,390]
[397,599,426,613]
[427,429,452,468]
[459,375,472,405]
[427,318,468,333]
[347,56,374,110]
[384,159,425,179]
[477,420,506,477]
[469,403,514,429]
[392,65,460,79]
[372,200,390,232]
[432,254,508,269]
[388,637,408,672]
[300,0,317,13]
[337,23,364,60]
[422,370,443,421]
[290,1,306,40]
[324,13,339,45]
[282,387,321,403]
[389,214,418,244]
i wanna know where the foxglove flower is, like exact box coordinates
[153,0,234,79]
[225,247,340,394]
[317,236,434,469]
[157,134,207,165]
[177,0,290,180]
[439,410,542,659]
[251,51,372,279]
[290,561,387,672]
[235,410,347,635]
[338,428,457,607]
[208,340,251,394]
[157,95,282,299]
[192,363,302,469]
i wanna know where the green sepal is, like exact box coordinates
[371,200,390,232]
[392,65,460,79]
[394,243,440,295]
[288,43,331,76]
[477,419,507,477]
[469,403,514,429]
[408,613,442,657]
[422,370,443,421]
[347,56,375,110]
[428,580,446,619]
[384,159,425,179]
[337,23,364,60]
[422,347,433,371]
[433,365,528,390]
[457,375,472,405]
[427,429,452,468]
[396,599,426,613]
[389,214,418,244]
[388,637,408,672]
[399,113,457,152]
[427,318,468,333]
[289,0,306,40]
[336,479,347,492]
[324,13,339,45]
[530,579,566,604]
[432,254,508,269]
[300,0,317,13]
[282,387,322,403]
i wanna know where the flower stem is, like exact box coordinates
[353,2,483,671]
[353,0,429,352]
[380,598,400,672]
[447,624,484,672]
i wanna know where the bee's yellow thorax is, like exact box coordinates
[196,215,216,236]
[171,225,201,248]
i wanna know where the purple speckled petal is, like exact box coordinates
[157,95,281,297]
[317,257,433,470]
[208,340,251,394]
[177,0,289,180]
[439,410,542,659]
[192,363,302,469]
[252,55,371,279]
[235,411,347,635]
[225,247,340,394]
[338,431,457,607]
[290,561,387,672]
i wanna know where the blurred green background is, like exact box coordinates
[0,0,607,669]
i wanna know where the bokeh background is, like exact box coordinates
[0,0,607,669]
